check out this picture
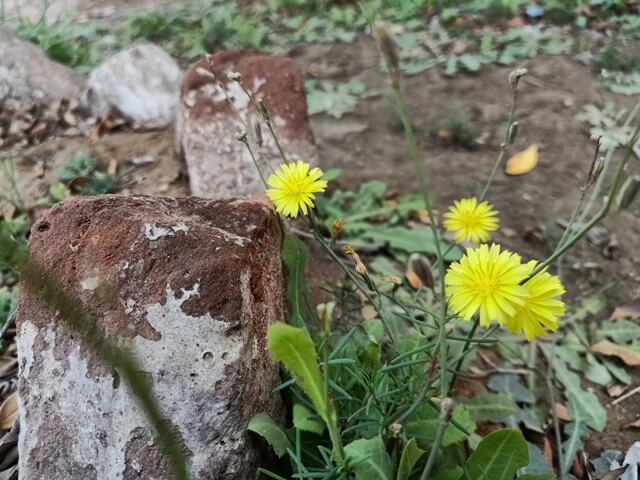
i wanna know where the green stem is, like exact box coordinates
[419,400,453,480]
[527,123,639,280]
[478,86,519,202]
[448,317,480,392]
[322,331,345,463]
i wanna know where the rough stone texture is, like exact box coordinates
[82,44,182,126]
[177,50,318,199]
[16,195,284,479]
[0,28,86,106]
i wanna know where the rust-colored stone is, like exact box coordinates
[16,195,284,479]
[177,50,318,199]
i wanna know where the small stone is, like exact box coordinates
[17,195,284,479]
[177,50,318,199]
[82,44,182,126]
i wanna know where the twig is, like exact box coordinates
[611,385,640,406]
[0,312,15,340]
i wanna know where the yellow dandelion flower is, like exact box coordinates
[266,161,327,218]
[445,244,530,327]
[443,197,499,244]
[504,262,565,341]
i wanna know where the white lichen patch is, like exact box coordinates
[144,223,189,240]
[17,277,250,479]
[212,227,250,247]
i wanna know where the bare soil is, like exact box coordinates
[8,37,640,456]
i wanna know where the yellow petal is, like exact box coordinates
[505,144,538,176]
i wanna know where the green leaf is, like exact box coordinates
[322,168,342,181]
[405,404,475,447]
[359,226,461,260]
[247,413,291,458]
[467,429,529,480]
[267,323,330,424]
[460,393,518,422]
[344,436,393,480]
[554,366,606,432]
[487,373,535,404]
[518,475,556,480]
[597,320,640,343]
[520,442,553,475]
[432,466,463,480]
[396,438,425,480]
[293,403,324,434]
[282,233,308,330]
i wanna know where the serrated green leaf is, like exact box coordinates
[553,363,607,432]
[487,373,535,404]
[467,429,529,480]
[597,320,640,343]
[460,393,518,422]
[344,436,392,480]
[267,323,330,424]
[282,233,308,331]
[293,403,324,434]
[359,226,461,260]
[405,404,475,447]
[561,403,590,475]
[247,413,291,458]
[396,438,425,480]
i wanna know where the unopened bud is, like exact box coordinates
[373,23,400,88]
[254,120,263,147]
[508,68,528,89]
[586,155,605,189]
[440,398,455,420]
[389,422,402,436]
[506,121,519,145]
[331,218,345,237]
[615,174,640,211]
[343,244,368,276]
[257,100,271,122]
[317,302,335,335]
[235,131,248,143]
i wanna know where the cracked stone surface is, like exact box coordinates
[176,50,318,199]
[16,195,284,479]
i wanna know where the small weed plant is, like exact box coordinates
[214,18,638,480]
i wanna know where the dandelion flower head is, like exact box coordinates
[266,161,327,218]
[445,244,530,327]
[443,197,499,244]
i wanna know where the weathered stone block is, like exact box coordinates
[177,50,318,199]
[16,195,284,479]
[82,44,182,126]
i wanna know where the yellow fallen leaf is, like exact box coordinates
[0,392,18,430]
[505,144,538,176]
[609,304,640,320]
[361,304,377,320]
[591,339,640,366]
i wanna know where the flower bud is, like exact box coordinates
[506,121,519,145]
[254,120,263,147]
[373,23,400,88]
[317,302,335,335]
[257,100,271,122]
[331,218,345,237]
[226,71,242,81]
[508,68,528,89]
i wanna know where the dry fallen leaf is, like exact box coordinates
[505,144,538,176]
[591,339,640,366]
[32,160,45,178]
[610,304,640,321]
[555,402,572,422]
[0,392,18,430]
[405,270,422,290]
[629,419,640,429]
[361,304,377,321]
[407,253,434,290]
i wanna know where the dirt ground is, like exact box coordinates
[9,37,640,455]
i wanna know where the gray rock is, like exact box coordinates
[82,44,182,126]
[17,195,284,479]
[177,50,318,199]
[0,28,86,105]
